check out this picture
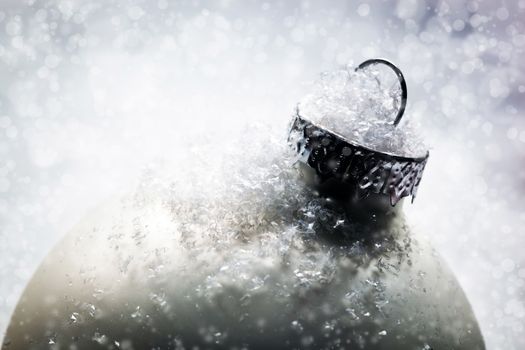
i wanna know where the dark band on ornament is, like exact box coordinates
[288,115,429,206]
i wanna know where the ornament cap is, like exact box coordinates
[289,59,429,206]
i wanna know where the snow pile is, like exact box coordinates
[298,65,427,158]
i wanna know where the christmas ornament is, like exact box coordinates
[2,59,484,350]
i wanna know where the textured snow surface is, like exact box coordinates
[2,129,482,349]
[299,66,427,157]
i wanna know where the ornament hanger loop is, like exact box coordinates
[355,58,407,127]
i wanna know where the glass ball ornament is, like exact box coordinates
[2,60,485,350]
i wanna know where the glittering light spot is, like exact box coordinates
[501,258,515,273]
[453,19,465,31]
[158,0,168,10]
[489,78,509,98]
[496,7,509,21]
[507,127,518,140]
[481,122,493,136]
[290,27,305,43]
[45,54,61,69]
[5,126,17,139]
[519,131,525,143]
[5,19,22,36]
[0,178,10,193]
[127,6,144,21]
[0,116,11,129]
[513,34,525,47]
[357,3,370,17]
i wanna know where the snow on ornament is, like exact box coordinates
[2,60,484,350]
[290,59,429,205]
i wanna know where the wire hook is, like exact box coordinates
[355,58,407,127]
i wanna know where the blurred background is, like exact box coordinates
[0,0,523,348]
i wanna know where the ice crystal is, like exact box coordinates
[299,66,427,157]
